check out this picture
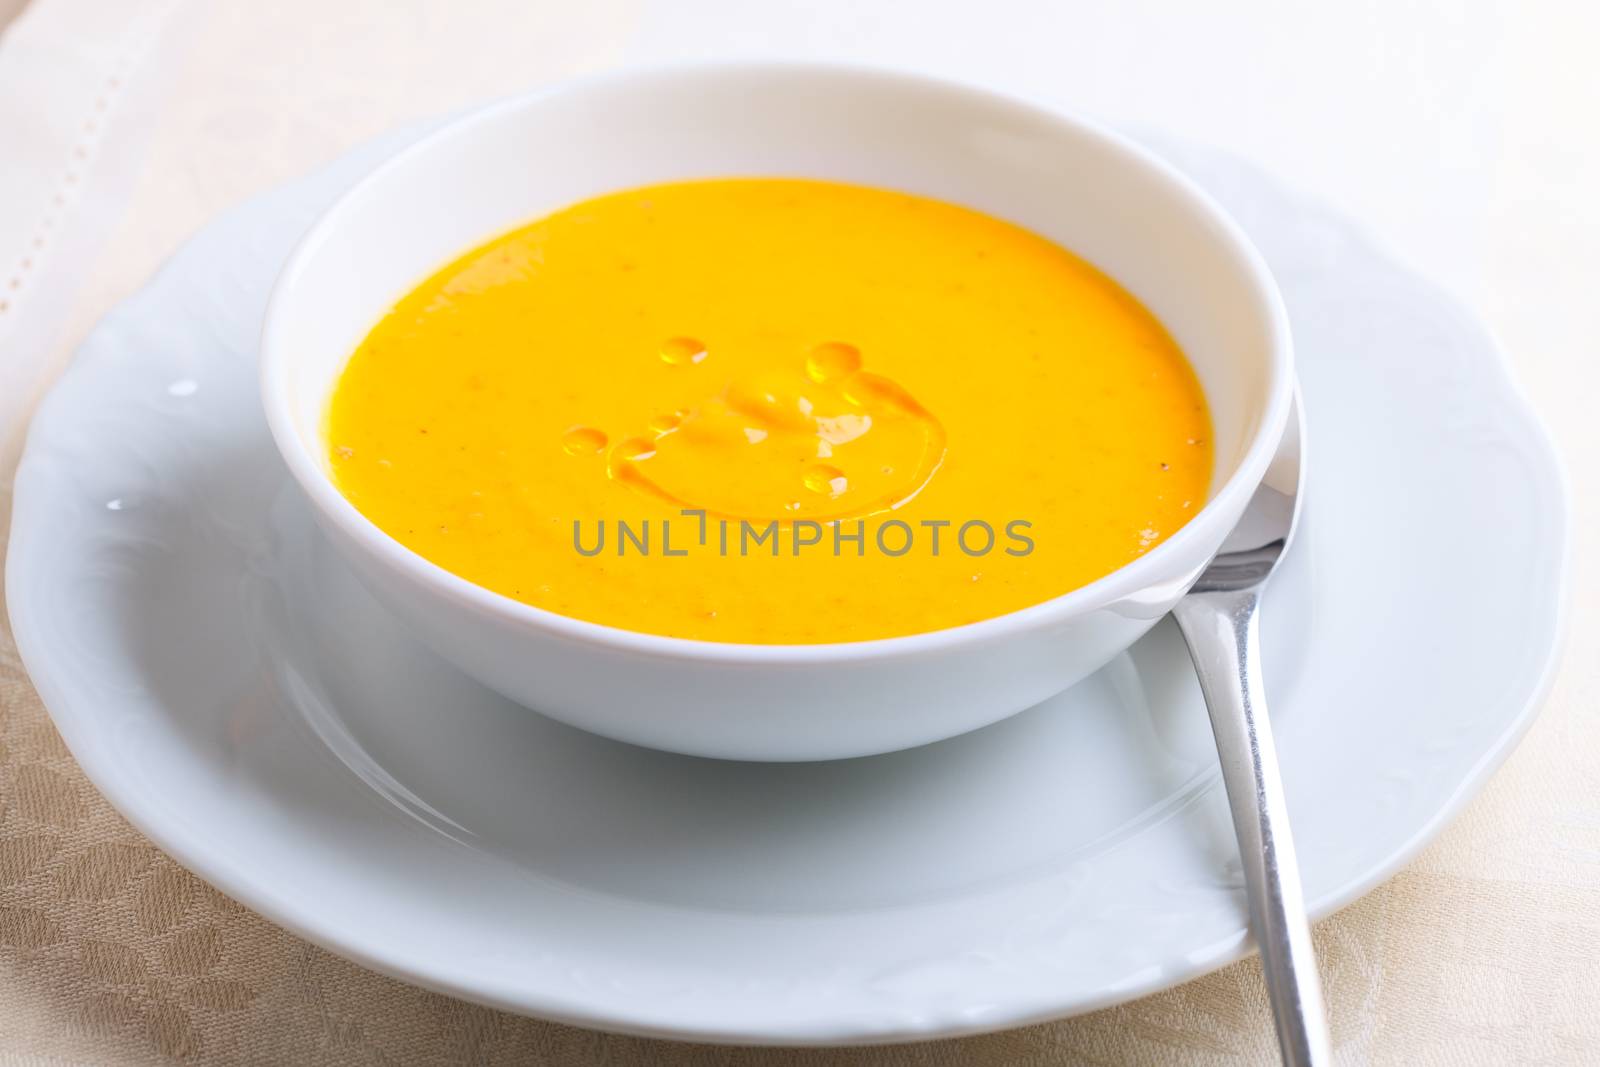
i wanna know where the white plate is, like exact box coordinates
[5,127,1568,1045]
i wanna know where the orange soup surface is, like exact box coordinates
[326,179,1212,643]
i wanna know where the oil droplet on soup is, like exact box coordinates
[659,336,708,366]
[805,341,862,383]
[325,179,1212,643]
[803,464,849,498]
[561,426,607,456]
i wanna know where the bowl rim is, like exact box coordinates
[259,59,1295,665]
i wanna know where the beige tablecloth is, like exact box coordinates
[0,1,1594,1063]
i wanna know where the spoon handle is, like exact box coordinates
[1173,588,1331,1067]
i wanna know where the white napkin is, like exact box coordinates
[0,0,185,480]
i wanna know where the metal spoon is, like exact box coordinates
[1171,395,1330,1066]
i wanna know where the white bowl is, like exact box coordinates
[260,63,1293,762]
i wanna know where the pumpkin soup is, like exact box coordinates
[325,179,1212,643]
